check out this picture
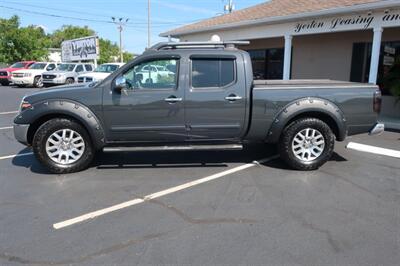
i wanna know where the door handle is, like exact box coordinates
[225,94,243,101]
[165,96,183,103]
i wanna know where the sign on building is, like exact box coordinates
[61,36,99,62]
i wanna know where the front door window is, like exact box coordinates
[123,59,178,90]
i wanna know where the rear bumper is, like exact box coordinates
[369,123,385,136]
[13,124,30,145]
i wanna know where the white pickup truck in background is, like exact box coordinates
[77,63,124,83]
[11,62,58,88]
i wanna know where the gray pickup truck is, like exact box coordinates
[14,41,384,174]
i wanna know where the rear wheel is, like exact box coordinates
[32,118,94,174]
[0,80,9,86]
[33,76,43,88]
[278,118,335,170]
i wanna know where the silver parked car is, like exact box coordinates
[42,63,94,86]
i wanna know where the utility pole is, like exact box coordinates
[111,17,129,63]
[148,0,151,48]
[224,0,235,13]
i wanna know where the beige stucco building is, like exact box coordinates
[162,0,400,124]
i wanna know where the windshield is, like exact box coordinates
[29,63,47,70]
[95,64,119,73]
[10,62,27,68]
[56,64,76,71]
[156,66,165,71]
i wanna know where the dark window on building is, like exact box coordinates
[247,48,284,80]
[191,58,235,88]
[350,41,400,96]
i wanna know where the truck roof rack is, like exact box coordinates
[147,41,250,51]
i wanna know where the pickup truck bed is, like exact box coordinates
[247,79,378,142]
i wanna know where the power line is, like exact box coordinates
[0,2,201,26]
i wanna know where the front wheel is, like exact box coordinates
[33,76,43,88]
[32,118,94,174]
[66,78,75,84]
[278,118,335,171]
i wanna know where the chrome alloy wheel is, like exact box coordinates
[292,128,325,162]
[45,129,85,165]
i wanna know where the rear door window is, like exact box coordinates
[75,65,84,72]
[84,64,93,71]
[191,58,235,88]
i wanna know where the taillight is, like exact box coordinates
[373,89,382,113]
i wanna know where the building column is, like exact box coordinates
[369,28,383,84]
[283,35,293,80]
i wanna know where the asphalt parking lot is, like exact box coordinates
[0,85,399,265]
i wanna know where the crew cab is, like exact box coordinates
[42,63,94,86]
[77,63,124,83]
[11,62,58,88]
[13,41,384,174]
[0,61,35,86]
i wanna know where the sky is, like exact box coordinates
[0,0,264,54]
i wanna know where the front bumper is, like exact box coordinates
[43,77,66,85]
[369,123,385,136]
[0,76,11,82]
[11,76,34,85]
[13,124,30,145]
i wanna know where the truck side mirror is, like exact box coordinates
[114,76,127,93]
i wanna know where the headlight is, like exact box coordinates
[20,98,33,112]
[24,73,32,77]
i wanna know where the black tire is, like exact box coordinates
[1,80,9,86]
[33,76,43,88]
[32,118,94,174]
[278,118,335,171]
[66,78,75,84]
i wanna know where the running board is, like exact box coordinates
[103,144,243,152]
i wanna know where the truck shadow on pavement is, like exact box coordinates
[11,144,347,174]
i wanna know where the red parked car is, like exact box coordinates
[0,61,35,86]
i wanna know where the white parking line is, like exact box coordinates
[346,142,400,159]
[0,126,13,130]
[0,152,33,160]
[0,111,18,115]
[53,155,279,230]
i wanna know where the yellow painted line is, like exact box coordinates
[53,155,279,229]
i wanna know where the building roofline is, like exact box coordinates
[160,0,400,38]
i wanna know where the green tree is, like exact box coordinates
[50,25,95,48]
[0,16,135,65]
[0,16,50,64]
[98,38,119,64]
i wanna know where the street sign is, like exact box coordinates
[61,36,99,62]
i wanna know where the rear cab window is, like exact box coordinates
[191,56,236,89]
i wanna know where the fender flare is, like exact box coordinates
[265,97,347,143]
[15,99,105,149]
